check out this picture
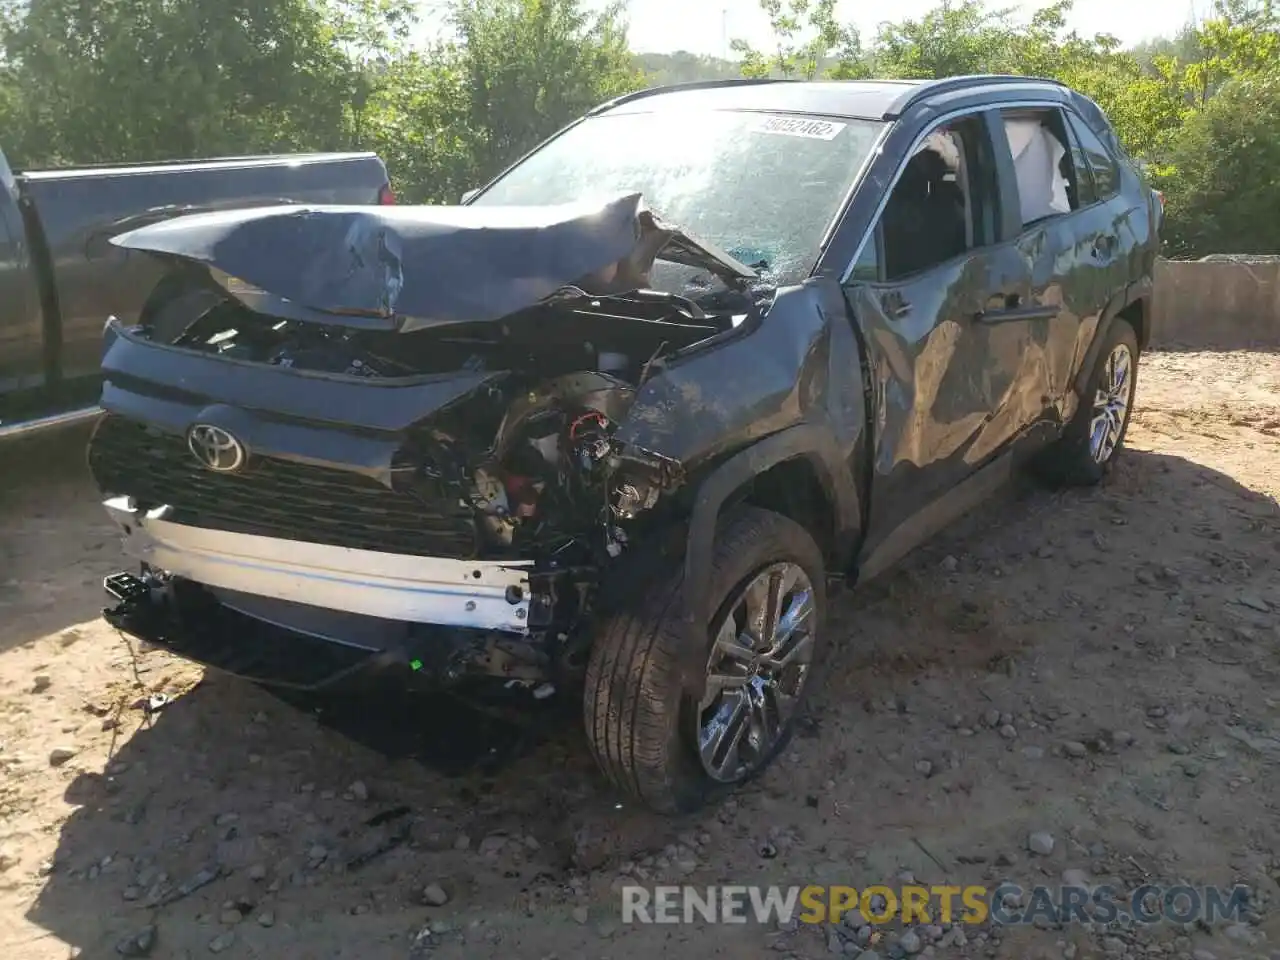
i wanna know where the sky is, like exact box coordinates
[415,0,1216,58]
[623,0,1213,57]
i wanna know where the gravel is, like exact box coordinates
[899,929,923,954]
[48,746,78,766]
[1028,832,1056,856]
[208,931,236,954]
[114,925,156,957]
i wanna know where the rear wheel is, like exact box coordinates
[1035,318,1139,486]
[583,507,826,814]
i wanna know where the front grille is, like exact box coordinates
[89,416,478,558]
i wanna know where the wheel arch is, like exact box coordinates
[1118,285,1151,351]
[677,424,860,698]
[738,456,840,562]
[1073,282,1150,400]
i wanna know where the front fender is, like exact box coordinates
[604,277,869,698]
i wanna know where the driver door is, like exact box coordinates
[842,109,1054,576]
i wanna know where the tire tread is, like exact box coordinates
[584,507,825,813]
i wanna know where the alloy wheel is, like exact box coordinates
[697,562,816,783]
[1089,342,1134,464]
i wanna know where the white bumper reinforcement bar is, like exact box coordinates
[104,496,534,633]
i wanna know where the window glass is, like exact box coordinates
[1060,115,1098,207]
[878,120,994,282]
[849,230,880,282]
[1066,113,1119,199]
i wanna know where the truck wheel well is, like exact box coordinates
[738,457,835,562]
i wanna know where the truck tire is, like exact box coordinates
[584,506,826,814]
[1035,317,1139,487]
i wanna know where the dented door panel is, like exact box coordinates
[1030,190,1148,423]
[1057,108,1152,394]
[1017,219,1081,422]
[846,233,1056,560]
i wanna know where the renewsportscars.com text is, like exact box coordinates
[619,884,1250,926]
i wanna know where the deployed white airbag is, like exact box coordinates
[1004,119,1071,224]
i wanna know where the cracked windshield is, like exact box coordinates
[473,109,884,287]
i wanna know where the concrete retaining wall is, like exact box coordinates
[1151,258,1280,349]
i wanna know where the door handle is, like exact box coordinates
[1092,234,1117,259]
[978,288,1066,324]
[974,292,1021,322]
[881,293,911,318]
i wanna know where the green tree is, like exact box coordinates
[1,0,402,167]
[2,0,1273,255]
[636,51,740,86]
[1213,0,1277,28]
[871,0,1015,77]
[448,0,641,182]
[730,0,867,80]
[1183,1,1279,105]
[1156,73,1280,256]
[1131,25,1205,74]
[1061,53,1191,159]
[328,0,417,149]
[364,47,477,203]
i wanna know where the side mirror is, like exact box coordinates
[460,188,480,204]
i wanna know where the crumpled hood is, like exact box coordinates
[110,192,756,333]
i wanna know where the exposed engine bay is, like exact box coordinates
[151,280,742,569]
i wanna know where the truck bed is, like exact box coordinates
[0,150,392,436]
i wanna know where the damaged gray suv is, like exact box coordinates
[91,75,1160,813]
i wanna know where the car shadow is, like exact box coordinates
[21,445,1280,957]
[834,443,1278,676]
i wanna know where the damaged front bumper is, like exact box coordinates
[103,571,390,690]
[99,496,558,691]
[103,496,537,633]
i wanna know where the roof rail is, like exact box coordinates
[587,77,791,115]
[883,73,1066,119]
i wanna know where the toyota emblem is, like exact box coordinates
[187,424,247,473]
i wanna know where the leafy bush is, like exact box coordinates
[1156,74,1280,257]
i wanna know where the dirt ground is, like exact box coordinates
[1,350,1278,960]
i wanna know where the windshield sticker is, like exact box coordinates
[750,116,847,140]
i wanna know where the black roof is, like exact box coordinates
[592,75,1073,122]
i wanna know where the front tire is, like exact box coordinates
[583,507,826,814]
[1035,317,1139,486]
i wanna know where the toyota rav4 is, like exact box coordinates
[89,75,1160,814]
